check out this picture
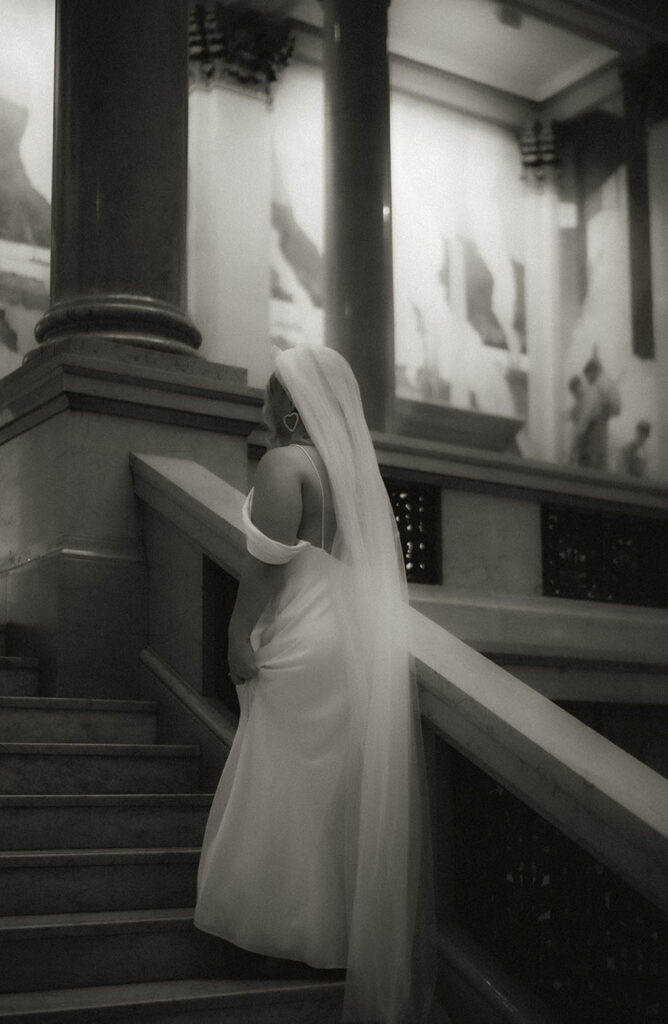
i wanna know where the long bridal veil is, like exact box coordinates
[275,345,435,1024]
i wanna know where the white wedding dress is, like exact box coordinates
[195,344,434,1024]
[194,470,350,968]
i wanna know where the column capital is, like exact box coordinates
[519,119,559,188]
[188,2,295,101]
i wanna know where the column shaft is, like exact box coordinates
[525,180,562,462]
[322,0,394,430]
[622,65,655,360]
[36,0,200,352]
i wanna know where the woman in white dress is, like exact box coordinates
[195,345,434,1024]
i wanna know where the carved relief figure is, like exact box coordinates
[620,420,651,477]
[570,356,621,470]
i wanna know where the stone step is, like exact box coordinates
[0,697,158,744]
[0,848,200,915]
[0,793,214,850]
[0,743,200,794]
[0,659,40,698]
[0,908,253,994]
[0,977,345,1023]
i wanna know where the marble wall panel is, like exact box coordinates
[441,489,542,595]
[0,402,252,696]
[142,508,204,695]
[0,408,250,568]
[6,549,146,698]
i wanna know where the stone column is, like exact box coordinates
[522,122,562,462]
[35,0,200,353]
[322,0,394,430]
[622,63,655,361]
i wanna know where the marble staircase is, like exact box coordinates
[0,624,345,1023]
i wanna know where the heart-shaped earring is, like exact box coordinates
[283,410,300,433]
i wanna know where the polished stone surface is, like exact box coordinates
[438,921,562,1024]
[139,449,668,912]
[40,0,198,352]
[411,586,668,666]
[20,336,249,385]
[35,297,201,355]
[440,490,542,596]
[0,343,259,697]
[0,794,212,851]
[0,659,40,697]
[3,549,147,700]
[1,337,261,448]
[394,397,524,452]
[413,606,668,913]
[524,179,562,462]
[371,429,668,510]
[0,743,200,795]
[189,87,274,386]
[0,696,158,744]
[487,654,668,704]
[323,0,394,429]
[0,847,199,915]
[138,650,234,792]
[0,977,345,1023]
[142,509,206,694]
[0,908,221,994]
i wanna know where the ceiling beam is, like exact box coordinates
[507,0,667,53]
[541,59,621,120]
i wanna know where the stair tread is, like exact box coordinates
[0,697,157,713]
[0,847,200,866]
[0,977,345,1016]
[0,657,39,669]
[0,742,199,755]
[0,906,195,936]
[0,793,214,806]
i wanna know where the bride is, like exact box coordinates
[194,345,434,1024]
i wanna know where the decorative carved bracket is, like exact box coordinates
[519,119,558,185]
[189,2,295,99]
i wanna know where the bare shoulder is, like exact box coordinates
[251,446,303,544]
[255,445,305,483]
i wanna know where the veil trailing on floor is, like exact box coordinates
[275,345,435,1024]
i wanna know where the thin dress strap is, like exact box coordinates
[294,444,325,549]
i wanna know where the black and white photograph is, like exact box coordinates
[0,1,666,1022]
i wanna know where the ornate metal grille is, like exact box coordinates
[452,750,668,1024]
[384,479,442,584]
[541,503,668,607]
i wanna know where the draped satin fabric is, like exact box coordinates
[195,489,351,967]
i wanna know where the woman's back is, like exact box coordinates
[251,443,337,555]
[198,346,434,1024]
[291,443,337,553]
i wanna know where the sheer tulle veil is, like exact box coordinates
[274,345,435,1024]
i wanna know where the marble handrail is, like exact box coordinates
[130,451,668,914]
